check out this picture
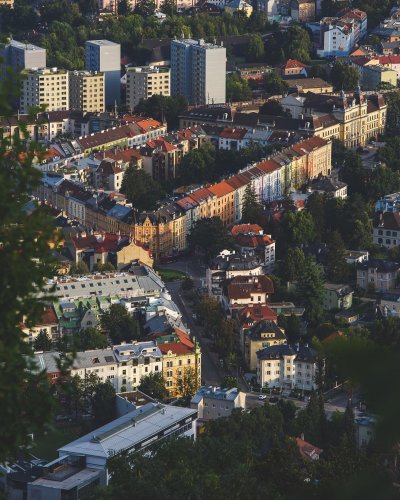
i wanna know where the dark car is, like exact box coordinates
[269,397,279,404]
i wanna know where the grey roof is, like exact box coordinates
[58,403,196,459]
[357,259,400,272]
[248,320,287,341]
[191,386,241,404]
[113,342,162,362]
[380,292,400,302]
[73,349,117,369]
[324,283,353,298]
[34,351,62,373]
[294,345,316,363]
[257,344,296,360]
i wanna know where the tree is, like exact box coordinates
[247,33,265,62]
[33,330,53,352]
[264,73,289,95]
[120,166,164,211]
[92,382,116,425]
[259,99,287,116]
[221,375,238,389]
[188,217,234,260]
[178,142,216,185]
[343,401,357,453]
[73,327,108,351]
[0,74,62,460]
[181,276,194,291]
[385,91,400,137]
[135,94,188,130]
[280,247,306,282]
[101,304,140,344]
[226,73,252,102]
[241,184,263,224]
[331,62,359,91]
[297,257,325,325]
[283,26,312,63]
[324,230,348,283]
[134,0,155,16]
[161,0,176,15]
[176,366,199,398]
[70,261,89,275]
[139,372,168,400]
[93,262,115,272]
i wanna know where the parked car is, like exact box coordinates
[258,394,267,400]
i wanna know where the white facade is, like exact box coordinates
[85,40,121,105]
[171,39,226,106]
[126,66,170,109]
[317,24,356,57]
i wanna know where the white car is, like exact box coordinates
[258,394,267,400]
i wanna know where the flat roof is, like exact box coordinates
[86,39,120,46]
[58,403,197,459]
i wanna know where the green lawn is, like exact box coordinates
[157,268,187,282]
[30,425,83,460]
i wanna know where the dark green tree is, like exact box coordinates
[134,0,156,16]
[324,230,348,283]
[92,382,116,426]
[101,304,140,344]
[385,91,400,137]
[241,184,263,224]
[135,94,188,130]
[221,375,238,389]
[139,372,168,400]
[343,401,357,453]
[181,276,194,291]
[161,0,176,15]
[280,247,306,282]
[120,166,164,211]
[226,73,252,102]
[178,142,216,185]
[247,33,265,62]
[73,327,108,351]
[331,62,359,91]
[33,330,53,352]
[297,257,325,325]
[188,217,234,260]
[259,99,287,116]
[283,26,312,63]
[264,73,289,95]
[70,261,90,275]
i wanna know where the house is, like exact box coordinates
[296,434,323,460]
[286,78,333,94]
[310,176,347,198]
[231,223,276,272]
[93,159,124,191]
[223,275,275,314]
[55,403,197,485]
[191,386,246,421]
[243,320,287,370]
[323,283,353,310]
[375,192,400,213]
[355,415,376,448]
[380,291,400,317]
[334,309,359,324]
[257,344,318,390]
[356,259,400,292]
[373,211,400,248]
[290,0,315,22]
[344,250,369,265]
[157,331,202,398]
[21,305,60,344]
[206,250,264,296]
[224,0,253,16]
[278,59,309,78]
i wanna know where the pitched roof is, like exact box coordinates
[187,187,215,204]
[238,304,277,325]
[227,275,274,300]
[158,341,193,355]
[231,223,263,236]
[296,437,323,460]
[282,59,307,69]
[208,181,235,197]
[219,127,247,140]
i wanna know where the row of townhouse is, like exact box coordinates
[34,331,201,398]
[35,135,332,258]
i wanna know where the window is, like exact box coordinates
[122,370,126,375]
[122,378,126,385]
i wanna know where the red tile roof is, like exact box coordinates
[147,138,177,152]
[158,342,193,355]
[238,304,277,325]
[219,127,247,140]
[282,59,307,70]
[71,232,121,252]
[187,187,215,204]
[231,224,263,236]
[37,306,58,326]
[227,275,274,300]
[296,437,323,461]
[225,174,250,190]
[208,181,235,197]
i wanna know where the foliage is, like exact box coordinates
[139,372,168,401]
[297,257,325,325]
[176,366,199,398]
[134,0,156,16]
[92,382,116,425]
[278,314,301,344]
[101,304,140,344]
[181,276,194,291]
[0,75,61,460]
[324,230,348,283]
[134,94,188,130]
[264,73,289,95]
[221,375,238,389]
[331,62,359,91]
[279,247,306,282]
[188,217,234,260]
[70,261,90,275]
[72,327,108,351]
[247,33,265,62]
[277,210,316,256]
[226,73,252,102]
[33,330,53,352]
[120,166,164,211]
[241,184,263,224]
[283,26,312,63]
[259,99,287,116]
[93,262,115,272]
[385,91,400,137]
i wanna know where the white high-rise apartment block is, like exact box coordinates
[171,38,226,106]
[69,70,105,113]
[126,66,170,110]
[0,39,46,78]
[20,67,69,114]
[85,39,121,106]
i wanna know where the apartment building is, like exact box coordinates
[85,40,121,105]
[0,39,46,76]
[69,70,105,113]
[356,259,400,292]
[191,386,246,420]
[373,211,400,248]
[20,67,69,114]
[257,344,318,391]
[244,320,287,371]
[171,39,226,105]
[126,66,170,110]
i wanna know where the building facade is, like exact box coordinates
[69,70,105,113]
[126,66,170,110]
[20,68,69,114]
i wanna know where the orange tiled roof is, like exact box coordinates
[231,223,263,236]
[282,59,307,69]
[158,342,193,355]
[208,181,235,197]
[220,127,247,140]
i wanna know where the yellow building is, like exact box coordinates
[20,67,69,114]
[69,70,105,113]
[244,320,287,371]
[126,66,170,110]
[207,181,236,226]
[158,331,202,398]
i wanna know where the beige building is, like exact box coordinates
[191,386,246,421]
[69,70,105,113]
[243,320,287,371]
[20,67,69,114]
[126,66,170,110]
